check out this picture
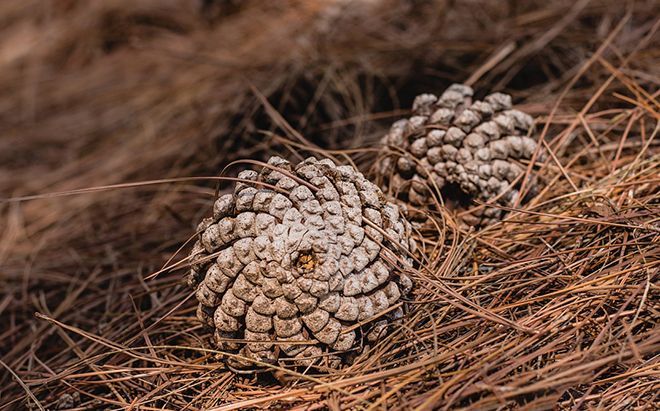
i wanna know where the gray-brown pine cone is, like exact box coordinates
[377,84,542,226]
[189,156,415,371]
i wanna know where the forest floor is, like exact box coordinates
[0,1,658,409]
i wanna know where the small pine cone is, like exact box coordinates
[377,83,543,226]
[189,156,415,371]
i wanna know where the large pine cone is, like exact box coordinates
[377,84,542,226]
[189,156,414,371]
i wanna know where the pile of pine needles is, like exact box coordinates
[1,0,658,409]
